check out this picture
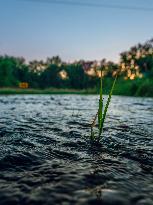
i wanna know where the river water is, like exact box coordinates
[0,95,153,205]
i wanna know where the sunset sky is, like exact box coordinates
[0,0,153,62]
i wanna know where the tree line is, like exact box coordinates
[0,38,153,89]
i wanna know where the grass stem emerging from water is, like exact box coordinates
[91,70,117,143]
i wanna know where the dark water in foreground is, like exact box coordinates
[0,95,153,205]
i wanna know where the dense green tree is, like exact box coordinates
[65,64,89,89]
[0,55,24,87]
[119,39,153,79]
[39,64,62,88]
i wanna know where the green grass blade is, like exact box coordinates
[98,69,103,131]
[100,75,117,134]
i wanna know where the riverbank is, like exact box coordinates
[0,78,153,96]
[0,88,97,95]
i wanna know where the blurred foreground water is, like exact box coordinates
[0,95,153,205]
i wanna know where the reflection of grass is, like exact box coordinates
[91,71,117,143]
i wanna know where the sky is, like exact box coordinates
[0,0,153,63]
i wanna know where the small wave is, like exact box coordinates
[0,152,41,170]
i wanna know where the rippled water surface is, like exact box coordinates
[0,95,153,205]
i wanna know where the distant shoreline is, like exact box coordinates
[0,87,153,97]
[0,88,98,95]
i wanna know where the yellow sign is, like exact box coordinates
[19,82,29,89]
